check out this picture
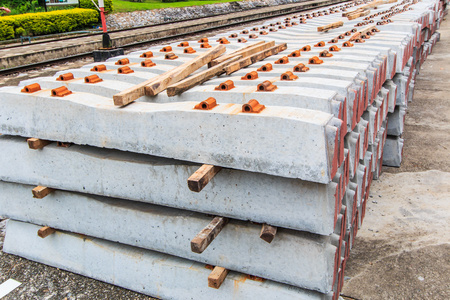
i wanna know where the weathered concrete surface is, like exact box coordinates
[342,18,450,299]
[4,220,331,300]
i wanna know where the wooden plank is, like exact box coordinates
[37,226,55,238]
[27,138,52,150]
[191,216,229,254]
[113,45,226,105]
[187,164,223,192]
[225,43,288,75]
[259,224,277,243]
[209,40,270,67]
[144,45,226,97]
[32,186,55,199]
[166,56,242,97]
[208,266,229,289]
[317,21,344,32]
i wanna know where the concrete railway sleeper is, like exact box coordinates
[0,0,446,299]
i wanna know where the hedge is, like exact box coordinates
[0,8,99,41]
[80,0,113,13]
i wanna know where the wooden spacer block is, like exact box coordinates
[208,266,229,289]
[191,216,228,254]
[32,186,55,199]
[259,224,277,243]
[27,138,52,150]
[188,164,222,192]
[38,226,56,238]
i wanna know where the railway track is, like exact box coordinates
[0,0,348,76]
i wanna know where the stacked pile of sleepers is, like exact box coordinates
[0,0,445,299]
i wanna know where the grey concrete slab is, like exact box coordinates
[0,181,340,293]
[0,135,339,234]
[0,87,341,183]
[3,220,332,300]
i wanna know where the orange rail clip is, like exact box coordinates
[214,80,235,91]
[249,34,258,39]
[141,59,156,67]
[302,45,311,51]
[118,66,134,74]
[274,56,289,64]
[194,97,218,110]
[288,50,301,57]
[178,42,189,47]
[90,64,107,72]
[21,83,41,93]
[257,63,273,72]
[260,31,268,35]
[160,46,172,52]
[57,73,74,81]
[165,53,179,60]
[51,86,72,97]
[281,71,298,81]
[115,58,129,65]
[242,99,265,113]
[184,47,196,54]
[238,38,247,43]
[320,50,333,57]
[84,75,103,84]
[241,71,258,80]
[343,41,354,47]
[257,81,277,92]
[314,41,325,47]
[293,63,309,72]
[140,51,153,58]
[329,45,341,51]
[229,33,238,38]
[309,56,323,64]
[198,38,208,43]
[200,43,212,48]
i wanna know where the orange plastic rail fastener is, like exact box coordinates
[84,75,103,84]
[309,56,324,64]
[57,73,74,81]
[214,80,235,91]
[241,71,258,80]
[90,64,107,72]
[242,99,265,113]
[257,80,277,92]
[115,58,130,65]
[194,97,218,110]
[51,86,72,97]
[141,59,156,67]
[257,63,273,72]
[21,83,41,93]
[140,51,153,58]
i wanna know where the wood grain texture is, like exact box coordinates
[260,224,277,244]
[113,45,226,105]
[32,186,55,199]
[208,266,229,289]
[27,138,52,150]
[187,164,222,192]
[225,43,287,75]
[167,56,241,96]
[144,45,226,96]
[191,216,228,253]
[37,226,56,238]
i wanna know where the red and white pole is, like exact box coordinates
[99,0,107,33]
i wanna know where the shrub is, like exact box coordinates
[0,8,98,40]
[79,0,113,13]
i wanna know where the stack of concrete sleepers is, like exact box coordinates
[0,0,445,299]
[382,0,444,166]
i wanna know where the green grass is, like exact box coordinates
[112,0,241,13]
